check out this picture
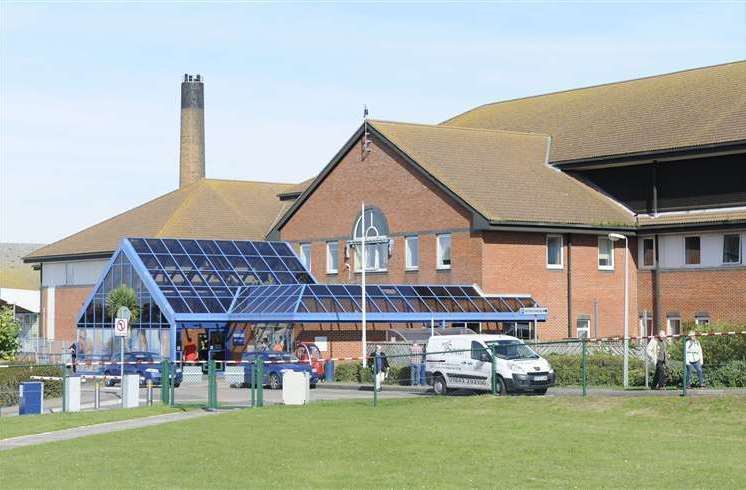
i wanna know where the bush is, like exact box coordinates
[546,353,646,387]
[0,364,64,407]
[333,362,414,386]
[334,362,361,383]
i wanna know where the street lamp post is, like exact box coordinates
[609,233,629,388]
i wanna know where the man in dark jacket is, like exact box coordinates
[370,346,390,391]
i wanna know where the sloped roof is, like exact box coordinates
[1,243,44,289]
[443,61,746,163]
[25,179,296,262]
[369,120,634,227]
[638,208,746,228]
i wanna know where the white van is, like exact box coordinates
[425,334,555,395]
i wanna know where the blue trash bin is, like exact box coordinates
[19,381,44,415]
[324,359,334,382]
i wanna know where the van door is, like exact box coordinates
[463,341,492,391]
[441,338,468,389]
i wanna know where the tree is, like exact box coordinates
[106,285,140,323]
[0,306,22,360]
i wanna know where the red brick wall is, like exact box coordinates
[280,134,482,285]
[638,268,746,329]
[55,286,91,342]
[483,232,635,339]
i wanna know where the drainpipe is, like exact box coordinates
[653,233,661,332]
[566,234,573,338]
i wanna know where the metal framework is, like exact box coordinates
[76,238,548,360]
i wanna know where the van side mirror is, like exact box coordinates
[480,352,491,362]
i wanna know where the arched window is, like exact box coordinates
[351,207,390,272]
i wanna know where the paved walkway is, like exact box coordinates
[1,410,215,451]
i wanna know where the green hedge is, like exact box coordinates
[334,362,414,386]
[546,354,745,388]
[0,364,64,407]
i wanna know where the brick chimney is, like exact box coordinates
[179,74,205,188]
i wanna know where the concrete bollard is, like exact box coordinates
[147,379,154,406]
[94,379,101,409]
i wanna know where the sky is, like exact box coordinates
[1,2,744,244]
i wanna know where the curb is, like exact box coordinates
[318,382,431,393]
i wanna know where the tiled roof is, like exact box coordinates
[369,120,634,227]
[444,61,746,163]
[1,243,44,289]
[638,208,746,227]
[25,179,296,261]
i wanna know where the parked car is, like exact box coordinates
[294,342,325,380]
[242,351,319,389]
[103,351,182,387]
[425,334,555,395]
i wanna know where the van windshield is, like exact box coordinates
[486,340,539,360]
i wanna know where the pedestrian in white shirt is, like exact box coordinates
[685,331,705,388]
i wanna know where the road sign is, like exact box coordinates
[116,306,132,321]
[114,318,129,337]
[519,307,549,316]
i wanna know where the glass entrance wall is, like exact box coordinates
[76,251,171,358]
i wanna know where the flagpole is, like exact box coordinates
[361,201,367,368]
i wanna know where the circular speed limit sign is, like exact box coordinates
[114,318,129,337]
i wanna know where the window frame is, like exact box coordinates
[576,318,591,339]
[597,236,615,271]
[722,234,742,265]
[695,317,710,326]
[326,241,339,274]
[353,241,389,273]
[667,316,682,336]
[436,234,452,270]
[299,243,312,270]
[641,237,656,269]
[405,236,419,271]
[546,234,563,270]
[684,235,701,266]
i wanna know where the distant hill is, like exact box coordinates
[1,243,45,290]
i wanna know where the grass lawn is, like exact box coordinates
[2,395,745,489]
[0,405,185,440]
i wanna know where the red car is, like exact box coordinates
[294,342,325,379]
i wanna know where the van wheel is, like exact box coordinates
[495,376,507,396]
[269,373,282,390]
[433,375,448,395]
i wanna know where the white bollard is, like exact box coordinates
[64,376,81,412]
[121,374,140,408]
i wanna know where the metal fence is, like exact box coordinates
[1,331,743,416]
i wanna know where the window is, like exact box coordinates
[436,234,451,269]
[576,318,590,339]
[352,207,389,272]
[471,341,489,361]
[598,237,614,270]
[695,316,710,326]
[405,236,419,270]
[667,316,681,336]
[684,236,700,265]
[299,243,311,269]
[642,237,656,268]
[326,242,338,274]
[354,242,388,272]
[723,234,741,264]
[546,235,563,269]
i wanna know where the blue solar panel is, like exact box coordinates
[128,238,314,315]
[228,283,535,316]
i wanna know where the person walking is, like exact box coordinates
[685,331,705,388]
[68,342,77,373]
[409,342,423,386]
[371,345,390,391]
[646,330,669,389]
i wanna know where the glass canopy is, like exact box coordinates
[78,237,547,327]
